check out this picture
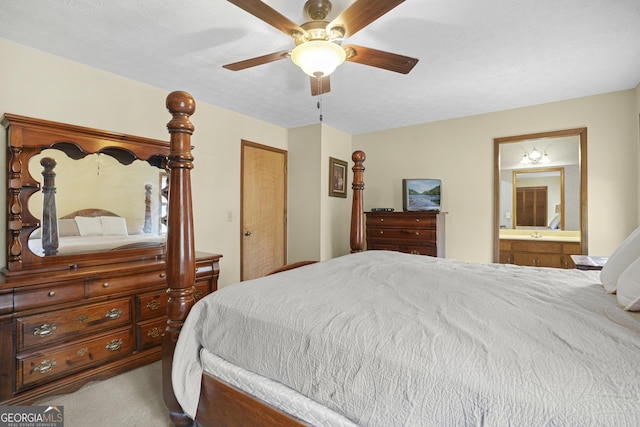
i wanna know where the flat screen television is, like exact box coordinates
[402,179,442,212]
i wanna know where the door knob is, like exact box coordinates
[244,231,252,236]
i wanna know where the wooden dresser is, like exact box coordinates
[499,239,579,268]
[366,211,446,257]
[0,252,221,405]
[1,111,224,405]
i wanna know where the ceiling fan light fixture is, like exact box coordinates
[291,40,346,77]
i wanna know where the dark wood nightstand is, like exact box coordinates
[570,255,608,271]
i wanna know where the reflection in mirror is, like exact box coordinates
[512,168,566,229]
[27,148,167,256]
[493,128,587,262]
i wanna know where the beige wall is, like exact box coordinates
[319,125,353,260]
[288,123,353,262]
[0,38,288,287]
[353,90,639,262]
[1,37,638,283]
[288,125,322,261]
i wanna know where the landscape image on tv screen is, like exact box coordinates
[403,179,442,211]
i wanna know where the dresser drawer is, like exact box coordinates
[137,290,168,321]
[17,298,132,351]
[512,241,564,254]
[136,281,209,322]
[368,243,436,256]
[14,281,85,312]
[87,270,166,297]
[137,317,167,350]
[367,228,436,242]
[399,245,437,256]
[196,261,216,279]
[193,281,210,301]
[366,215,437,229]
[16,327,134,390]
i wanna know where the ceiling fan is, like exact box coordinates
[223,0,419,96]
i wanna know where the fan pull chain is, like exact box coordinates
[317,77,323,122]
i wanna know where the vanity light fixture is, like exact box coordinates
[520,148,550,165]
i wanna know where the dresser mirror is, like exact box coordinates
[3,113,170,274]
[27,149,167,257]
[493,128,587,262]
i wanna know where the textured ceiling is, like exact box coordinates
[1,0,639,135]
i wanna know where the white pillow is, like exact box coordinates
[548,214,561,229]
[75,216,103,236]
[101,216,128,236]
[600,227,640,293]
[616,258,640,311]
[58,218,80,237]
[126,220,144,235]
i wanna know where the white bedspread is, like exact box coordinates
[173,251,640,426]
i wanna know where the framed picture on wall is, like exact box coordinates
[329,157,348,198]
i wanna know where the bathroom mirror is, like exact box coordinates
[493,128,587,262]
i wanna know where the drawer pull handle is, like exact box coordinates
[34,359,56,374]
[379,231,384,235]
[76,315,88,323]
[416,219,420,222]
[147,327,164,338]
[48,290,56,297]
[34,324,57,337]
[102,282,110,288]
[77,347,89,356]
[415,232,420,236]
[105,339,123,351]
[379,218,384,222]
[105,308,123,319]
[194,289,204,300]
[159,273,167,279]
[146,299,161,310]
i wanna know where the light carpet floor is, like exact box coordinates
[33,361,171,427]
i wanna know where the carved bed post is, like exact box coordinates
[143,184,152,233]
[350,150,366,253]
[162,91,197,427]
[40,157,59,256]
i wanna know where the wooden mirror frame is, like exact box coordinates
[512,167,565,229]
[2,113,170,275]
[493,128,587,262]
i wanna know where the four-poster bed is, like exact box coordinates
[162,91,640,426]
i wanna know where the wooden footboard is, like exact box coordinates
[196,373,308,426]
[162,91,366,426]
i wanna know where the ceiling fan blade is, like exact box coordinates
[222,50,290,71]
[344,44,418,74]
[310,76,331,96]
[328,0,406,38]
[227,0,306,37]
